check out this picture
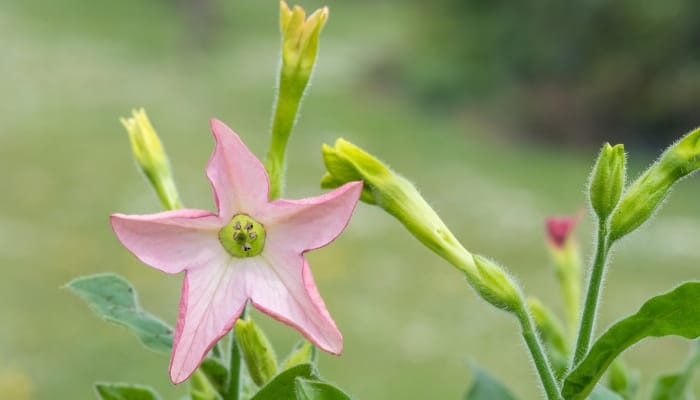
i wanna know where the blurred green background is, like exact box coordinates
[1,0,699,398]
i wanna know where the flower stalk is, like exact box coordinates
[265,1,329,199]
[321,138,562,399]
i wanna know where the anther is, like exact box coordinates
[242,244,252,252]
[234,221,241,230]
[249,232,257,240]
[245,222,253,231]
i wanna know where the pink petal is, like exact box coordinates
[169,259,249,383]
[110,209,225,274]
[260,181,362,254]
[250,251,342,354]
[206,119,270,219]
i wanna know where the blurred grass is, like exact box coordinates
[1,1,699,399]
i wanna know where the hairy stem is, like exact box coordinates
[573,221,609,366]
[517,304,564,400]
[446,241,561,399]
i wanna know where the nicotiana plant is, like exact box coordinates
[66,2,700,400]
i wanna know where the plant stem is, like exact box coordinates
[445,241,561,399]
[264,77,304,200]
[516,304,564,400]
[224,306,249,400]
[573,221,609,366]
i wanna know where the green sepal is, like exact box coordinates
[94,382,161,400]
[250,363,320,400]
[282,340,317,370]
[464,363,518,400]
[66,273,173,353]
[235,316,279,387]
[563,282,700,399]
[294,378,353,400]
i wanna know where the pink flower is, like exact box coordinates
[545,211,582,249]
[110,119,362,383]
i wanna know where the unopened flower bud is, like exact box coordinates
[471,255,522,311]
[120,108,181,210]
[609,127,700,241]
[589,143,626,220]
[279,1,328,90]
[544,213,582,338]
[321,139,463,262]
[281,340,317,370]
[234,316,278,386]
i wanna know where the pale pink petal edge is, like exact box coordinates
[251,259,343,355]
[168,273,248,384]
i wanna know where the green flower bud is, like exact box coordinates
[120,108,181,210]
[234,316,278,387]
[279,1,328,91]
[281,340,317,370]
[609,127,700,241]
[471,255,522,312]
[589,143,626,220]
[321,139,465,264]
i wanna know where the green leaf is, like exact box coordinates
[464,363,518,400]
[294,378,353,400]
[94,382,161,400]
[250,363,319,400]
[198,358,229,397]
[66,274,173,353]
[563,282,700,399]
[650,339,700,400]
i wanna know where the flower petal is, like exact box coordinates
[206,119,270,219]
[250,251,342,354]
[169,258,249,383]
[260,181,362,253]
[110,209,225,274]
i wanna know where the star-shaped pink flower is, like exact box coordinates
[110,119,362,384]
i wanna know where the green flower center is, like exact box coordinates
[219,214,266,258]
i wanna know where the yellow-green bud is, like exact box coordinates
[589,143,626,220]
[120,108,181,210]
[471,255,522,312]
[281,340,317,370]
[279,1,328,87]
[321,139,464,263]
[234,317,278,387]
[609,127,700,241]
